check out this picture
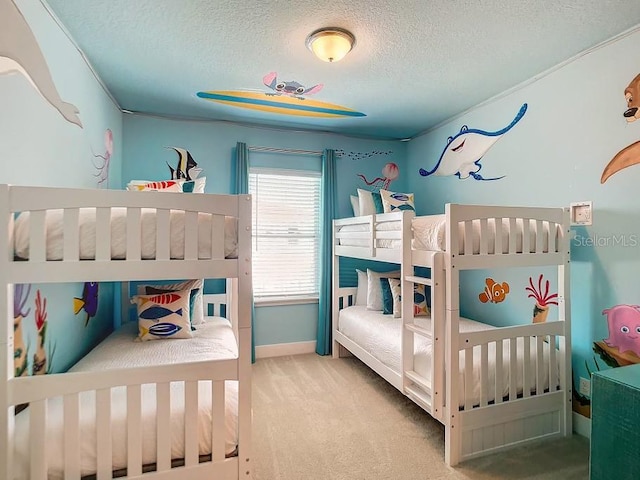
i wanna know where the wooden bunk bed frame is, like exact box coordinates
[332,204,572,466]
[0,185,253,480]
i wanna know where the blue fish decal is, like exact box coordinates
[139,306,183,321]
[419,103,527,181]
[74,282,99,326]
[145,322,182,337]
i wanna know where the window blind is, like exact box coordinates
[249,168,321,299]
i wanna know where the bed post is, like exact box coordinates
[0,184,14,479]
[400,210,414,392]
[332,220,341,359]
[236,194,253,479]
[558,208,572,437]
[444,204,462,466]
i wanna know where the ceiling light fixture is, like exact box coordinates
[305,27,355,63]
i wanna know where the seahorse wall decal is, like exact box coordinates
[419,104,527,181]
[0,0,82,127]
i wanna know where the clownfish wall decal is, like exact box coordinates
[479,278,510,304]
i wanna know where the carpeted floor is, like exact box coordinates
[252,354,590,480]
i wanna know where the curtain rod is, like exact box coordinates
[248,145,342,157]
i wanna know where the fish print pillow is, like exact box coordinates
[137,279,204,325]
[380,189,416,213]
[126,180,184,192]
[388,279,430,318]
[132,288,193,341]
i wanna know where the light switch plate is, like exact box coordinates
[570,201,592,226]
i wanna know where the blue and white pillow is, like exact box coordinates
[132,288,193,341]
[380,189,415,213]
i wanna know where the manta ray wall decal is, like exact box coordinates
[419,103,528,181]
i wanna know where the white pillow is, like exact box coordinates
[350,195,360,217]
[182,176,206,193]
[355,269,367,306]
[357,188,384,216]
[366,269,401,311]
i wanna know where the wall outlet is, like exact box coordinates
[579,376,591,397]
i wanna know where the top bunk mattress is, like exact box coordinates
[13,208,238,260]
[338,214,553,253]
[13,317,239,480]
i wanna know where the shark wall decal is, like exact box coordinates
[0,0,82,127]
[419,103,528,181]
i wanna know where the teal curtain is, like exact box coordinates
[316,149,337,355]
[233,142,256,363]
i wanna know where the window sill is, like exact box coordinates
[255,296,319,307]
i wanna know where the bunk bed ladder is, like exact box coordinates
[401,253,445,421]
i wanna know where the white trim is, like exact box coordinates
[255,296,318,307]
[572,412,591,439]
[255,341,317,359]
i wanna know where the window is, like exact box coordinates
[249,168,321,302]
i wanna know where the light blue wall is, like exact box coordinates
[122,114,407,345]
[407,27,640,405]
[0,0,123,372]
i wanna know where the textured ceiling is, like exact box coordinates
[45,0,640,140]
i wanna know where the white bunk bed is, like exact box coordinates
[332,204,571,466]
[0,185,253,480]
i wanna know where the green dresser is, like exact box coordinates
[591,364,640,480]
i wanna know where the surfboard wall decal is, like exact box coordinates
[197,90,366,118]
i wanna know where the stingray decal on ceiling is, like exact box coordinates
[197,72,366,119]
[0,0,82,127]
[418,103,527,181]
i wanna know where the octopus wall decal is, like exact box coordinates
[92,129,113,188]
[357,162,399,191]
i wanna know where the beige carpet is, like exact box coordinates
[252,354,589,480]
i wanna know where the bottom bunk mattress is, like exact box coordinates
[13,317,239,480]
[338,306,558,407]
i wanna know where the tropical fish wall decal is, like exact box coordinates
[166,147,201,181]
[478,278,509,304]
[74,282,99,326]
[419,103,528,181]
[600,73,640,183]
[0,0,82,127]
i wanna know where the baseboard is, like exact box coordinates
[572,412,591,439]
[255,340,317,359]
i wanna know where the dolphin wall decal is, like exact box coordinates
[0,0,82,127]
[419,103,528,181]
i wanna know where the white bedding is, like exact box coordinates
[338,214,553,254]
[13,208,238,260]
[13,317,239,480]
[338,306,557,407]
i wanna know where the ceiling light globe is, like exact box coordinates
[306,28,355,63]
